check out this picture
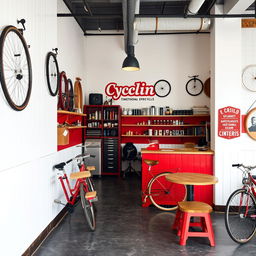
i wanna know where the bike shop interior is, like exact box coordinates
[1,0,256,255]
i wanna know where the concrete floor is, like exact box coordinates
[34,175,256,256]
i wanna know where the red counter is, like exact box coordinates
[141,148,214,207]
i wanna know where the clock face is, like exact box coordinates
[242,65,256,92]
[154,80,171,97]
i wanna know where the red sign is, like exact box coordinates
[105,81,155,100]
[218,106,240,139]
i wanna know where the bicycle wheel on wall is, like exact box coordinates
[67,78,74,112]
[0,26,32,111]
[148,172,187,211]
[186,78,203,96]
[46,52,59,96]
[58,71,69,110]
[80,183,96,231]
[225,188,256,244]
[74,77,83,112]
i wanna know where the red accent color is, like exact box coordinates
[218,106,240,139]
[141,152,214,206]
[174,210,215,246]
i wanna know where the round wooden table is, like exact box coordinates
[165,172,218,201]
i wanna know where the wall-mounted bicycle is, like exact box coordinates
[0,19,32,111]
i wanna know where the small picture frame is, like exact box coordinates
[245,107,256,140]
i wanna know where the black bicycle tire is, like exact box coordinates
[67,78,74,112]
[58,71,69,110]
[46,52,59,96]
[0,25,32,111]
[185,78,203,96]
[80,183,96,231]
[148,172,187,211]
[154,79,171,98]
[225,188,256,244]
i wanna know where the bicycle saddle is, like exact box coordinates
[54,162,66,170]
[144,159,159,166]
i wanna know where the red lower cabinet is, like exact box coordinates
[141,150,214,207]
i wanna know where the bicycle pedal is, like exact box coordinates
[90,196,98,203]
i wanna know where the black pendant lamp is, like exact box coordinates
[122,45,140,71]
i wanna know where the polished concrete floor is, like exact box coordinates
[34,174,256,256]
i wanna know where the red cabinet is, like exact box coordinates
[141,149,214,206]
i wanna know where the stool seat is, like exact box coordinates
[144,159,159,166]
[178,201,212,213]
[70,171,91,180]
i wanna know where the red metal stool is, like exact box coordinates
[172,201,215,246]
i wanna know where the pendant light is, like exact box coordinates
[122,45,140,71]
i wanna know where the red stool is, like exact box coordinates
[172,201,215,246]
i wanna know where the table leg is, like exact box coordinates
[186,185,194,201]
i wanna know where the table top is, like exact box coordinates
[141,148,214,155]
[165,172,218,185]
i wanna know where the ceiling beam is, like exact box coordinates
[224,0,255,14]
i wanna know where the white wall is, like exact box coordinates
[211,5,256,205]
[84,34,210,109]
[0,1,85,255]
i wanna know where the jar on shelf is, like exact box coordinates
[165,106,170,115]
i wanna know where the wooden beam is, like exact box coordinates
[242,18,256,28]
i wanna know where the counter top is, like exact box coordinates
[141,148,214,155]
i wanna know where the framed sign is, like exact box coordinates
[245,107,256,140]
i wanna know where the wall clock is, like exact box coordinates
[242,65,256,92]
[154,80,171,97]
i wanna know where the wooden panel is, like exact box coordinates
[242,19,256,28]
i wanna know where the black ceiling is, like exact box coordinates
[60,0,255,34]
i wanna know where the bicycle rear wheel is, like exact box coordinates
[80,183,96,231]
[58,71,69,110]
[225,188,256,244]
[148,172,187,211]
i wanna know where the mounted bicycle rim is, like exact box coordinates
[0,26,32,111]
[154,80,171,97]
[67,78,74,112]
[80,183,96,231]
[148,172,187,211]
[46,52,59,96]
[58,71,69,110]
[225,188,256,244]
[186,78,203,96]
[74,77,83,112]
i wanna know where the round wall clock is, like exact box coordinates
[154,80,171,97]
[242,65,256,92]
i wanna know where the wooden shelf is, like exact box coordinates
[58,125,87,130]
[122,124,206,127]
[58,110,86,117]
[121,135,205,137]
[121,114,209,117]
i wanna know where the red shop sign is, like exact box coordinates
[218,106,240,139]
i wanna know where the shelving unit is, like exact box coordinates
[84,105,121,176]
[57,110,87,151]
[121,114,210,144]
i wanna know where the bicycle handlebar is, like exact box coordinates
[232,163,256,171]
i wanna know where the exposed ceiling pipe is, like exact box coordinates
[187,0,206,14]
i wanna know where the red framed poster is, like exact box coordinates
[218,106,240,139]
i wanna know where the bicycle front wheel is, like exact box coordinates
[225,188,256,244]
[80,183,96,231]
[148,172,187,211]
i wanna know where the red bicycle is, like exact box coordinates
[225,164,256,243]
[54,154,97,231]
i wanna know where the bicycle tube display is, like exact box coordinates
[154,80,171,97]
[74,77,83,112]
[242,65,256,92]
[225,188,256,244]
[67,78,74,112]
[80,183,96,231]
[0,25,32,111]
[58,71,69,110]
[46,52,59,96]
[148,172,187,211]
[186,77,203,96]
